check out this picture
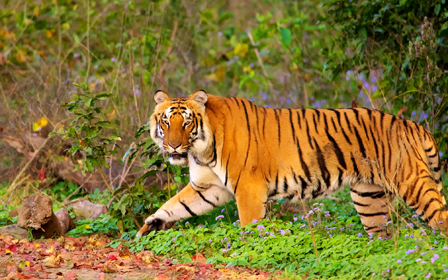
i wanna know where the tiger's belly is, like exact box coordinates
[188,154,226,190]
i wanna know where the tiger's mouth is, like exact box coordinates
[169,152,188,161]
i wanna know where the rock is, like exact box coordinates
[16,193,63,239]
[70,199,108,220]
[0,225,28,239]
[55,209,75,235]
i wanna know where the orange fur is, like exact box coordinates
[136,91,446,237]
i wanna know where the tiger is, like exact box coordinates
[136,90,446,237]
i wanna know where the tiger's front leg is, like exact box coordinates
[136,183,234,237]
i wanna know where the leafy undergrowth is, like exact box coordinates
[131,219,448,279]
[60,189,448,279]
[0,233,282,280]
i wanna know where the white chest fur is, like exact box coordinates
[188,154,226,189]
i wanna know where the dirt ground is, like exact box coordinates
[0,234,282,280]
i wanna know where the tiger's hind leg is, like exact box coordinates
[350,183,395,236]
[399,176,448,230]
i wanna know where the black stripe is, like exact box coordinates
[180,201,197,216]
[241,101,251,166]
[353,201,370,207]
[323,112,329,131]
[297,111,302,129]
[224,153,231,187]
[360,117,370,141]
[343,112,353,133]
[352,108,361,126]
[379,110,385,132]
[299,176,307,199]
[351,154,360,176]
[358,211,389,217]
[422,197,442,216]
[288,109,296,144]
[275,109,281,144]
[283,176,289,193]
[275,173,279,193]
[424,147,433,152]
[351,188,385,199]
[425,208,442,222]
[262,107,267,136]
[234,171,242,194]
[353,127,367,158]
[314,109,321,122]
[337,168,343,187]
[297,139,311,179]
[314,139,330,188]
[325,130,347,169]
[331,117,339,133]
[428,152,438,158]
[305,116,314,149]
[340,125,353,145]
[191,181,208,190]
[232,97,241,108]
[196,190,216,207]
[364,225,379,231]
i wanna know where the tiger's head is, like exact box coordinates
[150,90,212,165]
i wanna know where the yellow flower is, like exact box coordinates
[32,117,48,132]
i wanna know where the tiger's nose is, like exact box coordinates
[168,142,181,149]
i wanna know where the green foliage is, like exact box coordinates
[67,214,119,238]
[57,82,120,174]
[0,210,17,227]
[325,0,448,159]
[131,216,448,279]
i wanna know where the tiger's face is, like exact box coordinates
[150,90,211,165]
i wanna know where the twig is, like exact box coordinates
[128,47,142,126]
[62,174,93,206]
[85,0,91,83]
[246,30,274,94]
[4,175,30,208]
[2,133,54,207]
[157,20,178,89]
[56,0,62,90]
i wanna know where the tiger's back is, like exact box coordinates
[136,91,446,237]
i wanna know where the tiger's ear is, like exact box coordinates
[190,90,208,105]
[154,90,171,104]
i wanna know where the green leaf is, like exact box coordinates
[358,27,367,39]
[280,28,292,45]
[435,3,441,15]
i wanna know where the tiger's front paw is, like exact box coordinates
[136,216,175,237]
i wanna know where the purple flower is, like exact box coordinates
[111,57,116,62]
[257,225,265,231]
[431,254,439,263]
[397,260,402,263]
[416,258,422,262]
[185,221,189,225]
[406,249,415,255]
[221,208,225,213]
[215,215,224,220]
[252,219,258,223]
[426,273,431,278]
[280,229,286,235]
[421,252,427,255]
[358,233,363,237]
